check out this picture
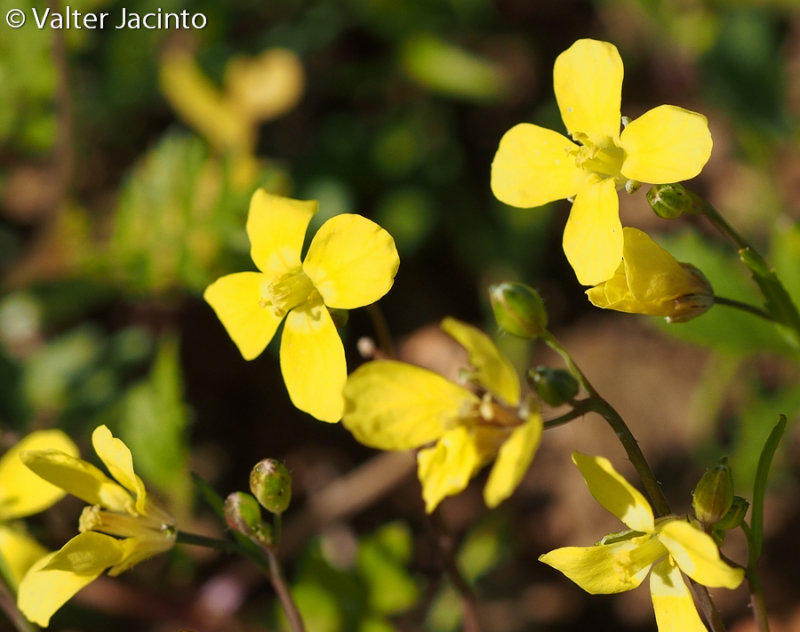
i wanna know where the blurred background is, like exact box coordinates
[2,0,800,630]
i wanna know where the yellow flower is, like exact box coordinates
[17,425,176,628]
[491,39,712,285]
[342,318,542,512]
[204,190,399,422]
[0,430,78,588]
[586,227,714,322]
[539,453,744,632]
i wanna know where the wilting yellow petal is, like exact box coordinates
[623,228,697,301]
[204,271,283,360]
[658,520,744,589]
[441,317,520,405]
[280,300,346,422]
[620,105,712,184]
[553,39,623,145]
[0,429,77,520]
[303,214,399,309]
[484,412,543,507]
[490,123,583,208]
[572,453,655,533]
[91,426,146,515]
[417,427,479,513]
[0,525,48,587]
[650,558,708,632]
[539,536,661,594]
[247,190,317,276]
[563,178,623,285]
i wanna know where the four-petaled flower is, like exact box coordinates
[491,38,713,285]
[204,190,400,422]
[342,318,542,512]
[17,425,176,628]
[539,453,744,632]
[586,227,714,322]
[0,430,77,588]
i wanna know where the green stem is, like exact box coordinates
[543,399,595,429]
[713,296,774,322]
[366,303,396,359]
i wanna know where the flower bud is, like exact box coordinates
[528,367,579,406]
[714,495,749,532]
[692,459,734,525]
[250,459,292,515]
[646,183,709,219]
[224,491,274,546]
[489,282,547,340]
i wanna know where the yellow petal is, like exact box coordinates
[650,558,709,632]
[539,536,661,594]
[620,105,712,183]
[553,39,623,144]
[490,123,583,208]
[20,450,134,514]
[484,411,543,508]
[657,520,744,589]
[18,533,123,627]
[622,227,693,302]
[441,317,520,405]
[280,301,346,422]
[204,271,283,360]
[247,190,317,276]
[417,427,479,513]
[303,214,399,309]
[0,429,78,520]
[572,452,655,533]
[343,360,474,449]
[108,530,176,576]
[91,426,146,515]
[0,525,48,587]
[563,179,623,285]
[585,262,636,310]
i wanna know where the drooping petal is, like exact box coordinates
[490,123,583,208]
[484,411,543,508]
[343,360,474,450]
[585,262,638,311]
[620,105,712,184]
[0,525,48,587]
[563,179,623,285]
[247,190,317,276]
[441,318,520,405]
[91,426,147,515]
[280,300,346,422]
[417,426,479,513]
[0,429,77,520]
[20,450,134,514]
[204,271,283,360]
[650,558,708,632]
[622,228,696,302]
[539,535,662,594]
[657,520,744,589]
[572,453,655,533]
[553,39,623,144]
[303,214,399,309]
[107,529,177,576]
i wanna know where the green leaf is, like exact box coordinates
[357,522,419,615]
[748,415,787,566]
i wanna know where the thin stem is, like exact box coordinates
[365,303,396,359]
[0,580,35,632]
[543,399,595,429]
[265,548,306,632]
[702,204,751,251]
[713,296,774,322]
[747,573,770,632]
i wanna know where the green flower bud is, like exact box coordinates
[646,183,709,219]
[489,282,547,340]
[528,366,579,406]
[692,459,734,525]
[250,459,292,515]
[714,495,749,532]
[224,492,274,547]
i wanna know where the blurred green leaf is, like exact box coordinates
[358,522,419,615]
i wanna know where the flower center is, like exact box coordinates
[573,139,625,183]
[260,267,316,317]
[79,504,176,541]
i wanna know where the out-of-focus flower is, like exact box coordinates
[18,426,176,628]
[204,190,399,422]
[0,430,78,587]
[540,453,743,631]
[491,39,712,285]
[342,318,542,512]
[586,227,713,322]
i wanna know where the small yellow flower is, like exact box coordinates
[17,425,176,628]
[204,190,399,422]
[586,227,714,322]
[0,430,78,588]
[539,453,744,632]
[342,318,542,512]
[491,39,712,285]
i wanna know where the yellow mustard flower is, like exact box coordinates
[540,453,744,632]
[586,227,714,322]
[0,430,78,588]
[204,190,399,422]
[491,39,712,286]
[342,318,542,512]
[17,425,176,628]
